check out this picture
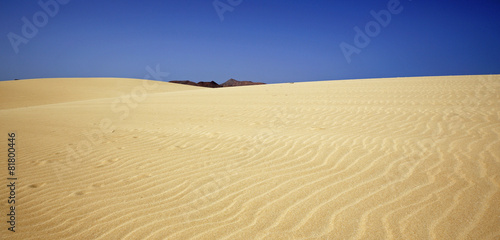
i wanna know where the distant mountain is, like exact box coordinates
[221,78,265,87]
[169,80,220,88]
[197,81,221,88]
[169,80,198,86]
[169,78,264,88]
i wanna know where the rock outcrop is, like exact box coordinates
[221,78,265,87]
[197,81,221,88]
[169,79,264,88]
[169,80,198,86]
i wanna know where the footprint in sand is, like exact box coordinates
[72,191,88,196]
[91,183,105,188]
[28,183,46,188]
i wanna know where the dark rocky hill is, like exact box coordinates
[169,80,198,86]
[169,79,264,88]
[221,78,265,87]
[197,81,221,88]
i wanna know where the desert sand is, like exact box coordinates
[0,75,499,239]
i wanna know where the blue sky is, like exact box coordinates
[1,0,499,83]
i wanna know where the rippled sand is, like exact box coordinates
[0,75,499,239]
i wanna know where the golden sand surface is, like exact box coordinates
[0,75,499,239]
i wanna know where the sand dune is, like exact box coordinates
[0,75,499,239]
[0,78,201,109]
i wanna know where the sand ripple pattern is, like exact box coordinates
[0,75,499,239]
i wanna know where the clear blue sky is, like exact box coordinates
[1,0,499,83]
